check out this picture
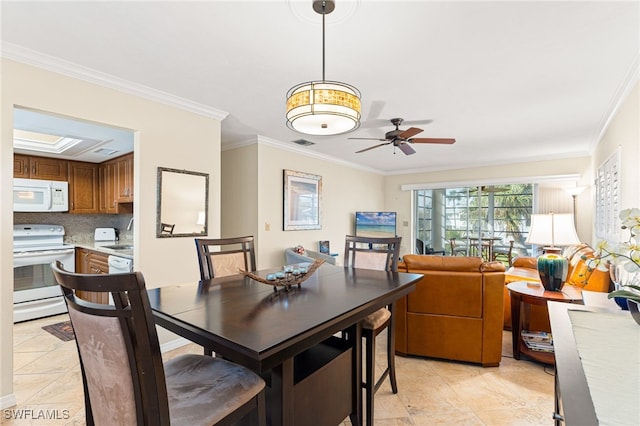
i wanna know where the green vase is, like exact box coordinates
[537,253,568,291]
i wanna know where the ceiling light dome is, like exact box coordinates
[286,0,361,136]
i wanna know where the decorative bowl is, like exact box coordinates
[628,299,640,326]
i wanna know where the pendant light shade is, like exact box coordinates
[286,0,361,136]
[286,80,361,135]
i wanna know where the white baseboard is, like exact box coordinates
[0,393,17,410]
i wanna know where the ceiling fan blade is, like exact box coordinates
[348,137,388,141]
[398,143,416,155]
[402,119,434,126]
[398,127,423,139]
[359,119,392,129]
[360,118,434,128]
[409,137,456,144]
[356,142,390,153]
[364,100,385,121]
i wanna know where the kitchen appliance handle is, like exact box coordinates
[47,183,53,210]
[14,248,75,259]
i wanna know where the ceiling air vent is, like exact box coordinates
[93,148,119,156]
[292,139,315,146]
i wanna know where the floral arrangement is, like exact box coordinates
[586,208,640,303]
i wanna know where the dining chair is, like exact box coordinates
[160,222,175,235]
[492,239,515,266]
[51,261,266,426]
[195,236,256,280]
[343,235,402,426]
[415,238,424,254]
[449,238,468,256]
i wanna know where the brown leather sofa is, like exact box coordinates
[504,243,611,331]
[395,255,506,367]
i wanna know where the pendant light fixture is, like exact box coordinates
[286,0,361,136]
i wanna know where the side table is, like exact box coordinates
[507,281,582,364]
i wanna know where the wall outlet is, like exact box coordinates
[265,222,271,231]
[403,221,409,227]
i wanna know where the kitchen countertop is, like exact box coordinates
[74,242,134,259]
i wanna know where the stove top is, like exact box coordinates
[13,224,70,252]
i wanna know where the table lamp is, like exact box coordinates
[526,212,580,291]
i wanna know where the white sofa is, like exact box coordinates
[284,247,337,265]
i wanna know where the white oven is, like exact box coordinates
[13,224,75,323]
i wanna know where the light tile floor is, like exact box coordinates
[6,314,555,425]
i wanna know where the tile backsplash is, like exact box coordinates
[14,213,134,244]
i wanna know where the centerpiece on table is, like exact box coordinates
[238,258,324,292]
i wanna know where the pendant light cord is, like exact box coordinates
[321,3,326,81]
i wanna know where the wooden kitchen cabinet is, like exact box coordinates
[100,153,134,213]
[75,247,110,303]
[13,154,30,178]
[68,161,99,214]
[98,161,118,214]
[14,154,68,181]
[114,153,134,202]
[76,247,110,274]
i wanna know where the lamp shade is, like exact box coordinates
[525,213,580,247]
[526,213,580,292]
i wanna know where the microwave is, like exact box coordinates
[13,178,69,212]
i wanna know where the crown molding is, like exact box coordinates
[1,42,228,121]
[223,135,383,175]
[592,52,640,151]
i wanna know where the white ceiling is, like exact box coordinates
[2,1,638,174]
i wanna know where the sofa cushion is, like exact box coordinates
[401,254,505,273]
[407,271,484,318]
[511,256,538,269]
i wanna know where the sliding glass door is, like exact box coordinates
[415,184,533,256]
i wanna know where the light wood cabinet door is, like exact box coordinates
[13,154,30,178]
[68,161,99,214]
[115,153,134,202]
[75,248,110,303]
[31,156,68,181]
[99,161,118,214]
[13,154,68,181]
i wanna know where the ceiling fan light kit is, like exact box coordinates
[286,0,361,136]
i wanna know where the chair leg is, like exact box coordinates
[387,324,398,394]
[364,330,375,426]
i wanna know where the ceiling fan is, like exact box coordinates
[349,118,456,155]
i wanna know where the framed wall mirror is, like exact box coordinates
[156,167,209,237]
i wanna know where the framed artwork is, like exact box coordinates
[319,240,330,254]
[283,169,322,230]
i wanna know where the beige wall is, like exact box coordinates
[222,140,386,267]
[1,59,222,406]
[221,143,259,241]
[593,82,640,212]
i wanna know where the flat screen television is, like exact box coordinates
[354,211,397,238]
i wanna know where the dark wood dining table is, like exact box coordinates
[147,264,421,426]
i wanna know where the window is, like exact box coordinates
[415,190,433,250]
[414,184,533,255]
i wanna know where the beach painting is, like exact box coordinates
[355,211,397,238]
